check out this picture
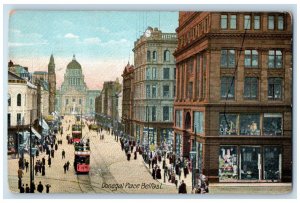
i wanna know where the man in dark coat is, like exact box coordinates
[62,149,65,159]
[25,161,29,172]
[37,181,44,193]
[55,143,58,151]
[127,151,131,161]
[45,184,51,193]
[48,156,51,167]
[156,167,162,179]
[178,180,187,194]
[66,161,70,171]
[42,164,46,176]
[63,163,67,173]
[30,181,36,193]
[134,151,137,160]
[51,149,55,158]
[42,157,46,166]
[25,184,30,193]
[20,184,25,193]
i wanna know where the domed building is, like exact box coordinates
[55,55,100,116]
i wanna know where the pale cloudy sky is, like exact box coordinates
[8,11,178,89]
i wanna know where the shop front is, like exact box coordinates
[175,133,183,157]
[219,145,282,182]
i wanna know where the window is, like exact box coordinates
[145,106,149,121]
[152,84,157,98]
[221,15,228,29]
[17,113,21,125]
[268,50,282,68]
[8,114,11,127]
[219,146,238,180]
[268,16,275,30]
[230,15,237,29]
[263,113,282,136]
[254,15,260,29]
[153,51,157,61]
[221,49,235,68]
[146,67,151,80]
[268,78,282,100]
[221,77,235,99]
[8,94,11,106]
[90,99,93,105]
[73,98,75,102]
[219,114,238,135]
[244,15,251,29]
[240,114,260,135]
[147,51,151,62]
[163,106,169,121]
[188,82,193,98]
[163,68,170,79]
[17,93,21,106]
[164,50,170,62]
[79,99,82,105]
[244,50,258,68]
[175,110,182,128]
[240,147,260,180]
[264,146,282,180]
[163,85,170,98]
[152,106,156,121]
[193,112,204,133]
[66,99,68,105]
[152,67,157,79]
[278,16,284,30]
[244,77,258,99]
[146,85,151,98]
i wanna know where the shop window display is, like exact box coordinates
[263,113,282,136]
[240,114,260,135]
[175,133,182,157]
[219,114,238,135]
[240,147,260,180]
[219,146,238,180]
[264,146,281,181]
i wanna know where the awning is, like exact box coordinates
[31,128,42,139]
[39,119,49,130]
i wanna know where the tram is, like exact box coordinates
[72,122,82,143]
[74,141,90,173]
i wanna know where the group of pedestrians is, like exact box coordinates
[120,138,138,161]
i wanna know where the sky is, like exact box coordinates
[8,11,178,89]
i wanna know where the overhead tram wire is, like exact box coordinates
[223,20,248,131]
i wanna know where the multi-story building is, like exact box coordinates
[173,12,292,183]
[121,62,135,135]
[32,71,48,84]
[55,55,100,116]
[95,79,122,130]
[132,27,177,148]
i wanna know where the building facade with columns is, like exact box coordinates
[132,27,177,148]
[173,12,292,183]
[55,55,100,116]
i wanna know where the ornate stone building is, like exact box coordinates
[121,62,134,135]
[173,12,292,183]
[132,27,177,148]
[55,55,100,116]
[48,55,56,114]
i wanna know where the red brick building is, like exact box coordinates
[173,12,292,183]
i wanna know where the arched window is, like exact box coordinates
[8,94,11,106]
[17,94,21,106]
[164,50,170,62]
[153,51,157,61]
[147,51,151,62]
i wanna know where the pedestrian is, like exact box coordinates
[134,150,137,160]
[184,166,188,178]
[62,149,65,159]
[178,168,182,180]
[178,180,187,194]
[42,157,46,166]
[18,178,22,189]
[51,149,55,158]
[148,158,151,169]
[25,184,30,193]
[63,163,67,174]
[17,168,23,179]
[20,184,25,193]
[30,181,36,193]
[66,161,70,171]
[55,143,58,151]
[42,164,46,176]
[45,184,51,193]
[25,161,29,173]
[35,164,39,175]
[37,181,44,193]
[152,166,156,179]
[127,151,131,161]
[48,156,51,167]
[131,145,134,153]
[156,166,162,179]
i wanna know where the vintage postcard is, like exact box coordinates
[6,10,293,195]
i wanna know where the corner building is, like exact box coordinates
[132,27,177,148]
[173,12,292,183]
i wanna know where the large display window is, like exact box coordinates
[240,114,260,136]
[219,146,238,180]
[240,147,260,180]
[219,114,238,135]
[264,146,282,181]
[263,113,282,136]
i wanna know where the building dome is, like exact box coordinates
[67,55,82,69]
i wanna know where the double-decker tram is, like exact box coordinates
[74,141,90,173]
[72,122,82,143]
